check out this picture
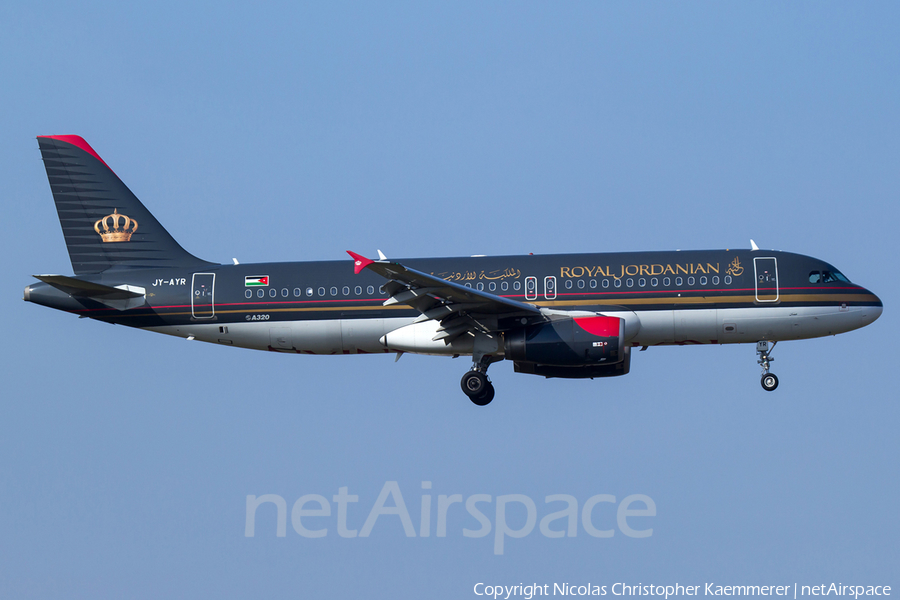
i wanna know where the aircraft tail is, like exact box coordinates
[36,135,216,274]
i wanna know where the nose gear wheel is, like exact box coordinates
[756,341,779,392]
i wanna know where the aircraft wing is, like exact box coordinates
[348,251,541,341]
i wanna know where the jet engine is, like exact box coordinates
[506,315,631,379]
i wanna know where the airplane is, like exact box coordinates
[24,135,883,405]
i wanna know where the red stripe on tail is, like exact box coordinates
[37,135,114,173]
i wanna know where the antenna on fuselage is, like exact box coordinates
[750,239,760,251]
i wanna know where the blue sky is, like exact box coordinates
[1,2,898,598]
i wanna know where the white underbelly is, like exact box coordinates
[631,305,871,345]
[146,317,416,354]
[144,304,874,354]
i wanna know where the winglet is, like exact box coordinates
[347,251,375,274]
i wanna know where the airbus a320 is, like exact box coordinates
[24,136,883,405]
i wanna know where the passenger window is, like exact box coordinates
[565,280,573,289]
[513,281,521,291]
[282,288,288,297]
[318,287,325,296]
[355,286,362,295]
[626,278,634,288]
[614,279,622,288]
[651,277,658,287]
[307,287,314,296]
[245,289,253,299]
[343,286,350,295]
[724,276,732,285]
[477,282,484,291]
[700,276,707,285]
[591,279,598,289]
[809,271,821,283]
[489,282,496,291]
[676,277,683,286]
[712,276,719,285]
[269,288,277,298]
[688,277,695,285]
[638,278,645,287]
[501,281,508,291]
[258,289,265,298]
[577,280,585,289]
[331,287,338,296]
[294,288,301,297]
[663,277,670,286]
[602,279,609,288]
[367,285,375,294]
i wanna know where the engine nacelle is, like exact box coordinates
[513,347,631,379]
[505,315,626,367]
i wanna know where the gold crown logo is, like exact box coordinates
[94,209,138,243]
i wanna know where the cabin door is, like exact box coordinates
[525,276,537,300]
[753,258,779,303]
[191,273,216,318]
[544,276,557,300]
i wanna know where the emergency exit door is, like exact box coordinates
[191,273,216,318]
[753,258,779,303]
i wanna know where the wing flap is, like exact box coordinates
[347,251,541,344]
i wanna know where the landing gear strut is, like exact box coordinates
[757,341,779,391]
[461,355,496,406]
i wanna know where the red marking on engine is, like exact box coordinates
[574,316,620,337]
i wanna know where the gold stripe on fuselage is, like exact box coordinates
[537,292,878,307]
[103,292,879,320]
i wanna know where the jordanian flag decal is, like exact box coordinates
[245,276,269,287]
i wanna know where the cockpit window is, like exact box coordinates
[822,270,850,283]
[809,271,821,284]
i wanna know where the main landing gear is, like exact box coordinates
[757,341,779,391]
[461,355,496,406]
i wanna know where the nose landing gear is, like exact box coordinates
[757,341,779,391]
[461,355,496,406]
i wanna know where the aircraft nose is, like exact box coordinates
[861,290,883,325]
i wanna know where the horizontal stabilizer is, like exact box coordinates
[33,274,144,299]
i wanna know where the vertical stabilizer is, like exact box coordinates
[37,135,216,274]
